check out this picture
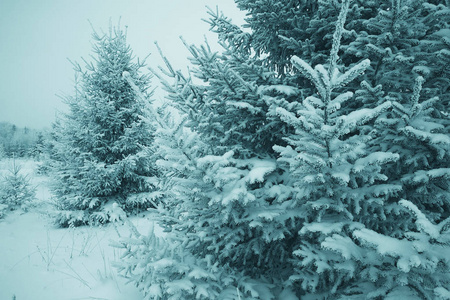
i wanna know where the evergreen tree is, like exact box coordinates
[0,157,36,214]
[374,75,450,223]
[115,11,303,296]
[271,1,402,296]
[343,0,450,109]
[116,0,450,298]
[50,25,157,227]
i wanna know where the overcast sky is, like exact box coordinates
[0,0,246,129]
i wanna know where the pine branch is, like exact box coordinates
[328,0,351,77]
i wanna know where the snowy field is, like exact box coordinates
[0,158,153,300]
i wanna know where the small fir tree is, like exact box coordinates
[0,157,36,213]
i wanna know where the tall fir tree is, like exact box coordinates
[115,9,304,298]
[116,0,450,299]
[50,25,157,226]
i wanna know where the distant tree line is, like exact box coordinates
[0,122,47,159]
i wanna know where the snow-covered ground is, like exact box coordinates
[0,158,152,300]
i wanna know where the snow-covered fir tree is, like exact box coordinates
[49,25,157,226]
[0,157,36,214]
[372,75,450,223]
[115,9,304,298]
[273,1,447,298]
[116,0,450,299]
[343,0,450,109]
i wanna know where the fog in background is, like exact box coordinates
[0,0,246,129]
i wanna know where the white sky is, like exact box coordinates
[0,0,246,129]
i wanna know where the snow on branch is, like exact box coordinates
[353,228,419,272]
[328,0,351,75]
[257,85,300,97]
[226,101,262,115]
[244,159,277,184]
[411,76,425,104]
[327,91,353,114]
[402,126,450,145]
[291,56,326,97]
[398,200,445,238]
[331,59,371,89]
[337,101,392,133]
[353,152,399,173]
